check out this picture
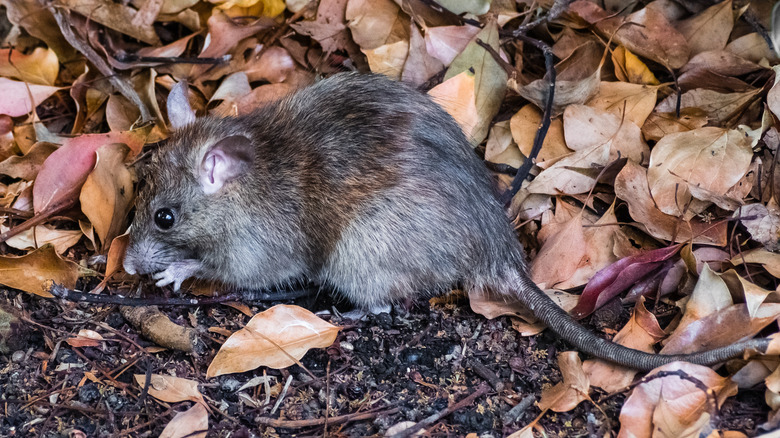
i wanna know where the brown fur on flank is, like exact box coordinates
[124,73,770,370]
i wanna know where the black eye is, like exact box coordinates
[154,208,175,230]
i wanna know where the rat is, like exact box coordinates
[123,73,770,371]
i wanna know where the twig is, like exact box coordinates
[50,6,152,122]
[47,282,312,306]
[255,406,400,428]
[501,34,556,204]
[389,382,492,438]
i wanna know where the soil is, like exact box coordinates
[0,286,771,437]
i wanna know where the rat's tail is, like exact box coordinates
[512,273,772,371]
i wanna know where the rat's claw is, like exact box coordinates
[152,260,202,291]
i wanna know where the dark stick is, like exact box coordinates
[500,34,556,205]
[388,382,491,438]
[47,283,312,306]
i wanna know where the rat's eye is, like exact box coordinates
[154,208,176,230]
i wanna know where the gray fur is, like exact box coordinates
[124,73,771,370]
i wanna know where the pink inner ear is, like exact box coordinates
[199,135,254,194]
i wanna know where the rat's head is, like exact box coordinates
[123,118,256,277]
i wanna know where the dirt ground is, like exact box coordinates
[0,285,770,437]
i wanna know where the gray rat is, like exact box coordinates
[123,73,769,371]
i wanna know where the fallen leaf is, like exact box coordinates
[0,141,57,181]
[677,0,733,57]
[33,128,148,214]
[618,362,737,438]
[59,0,161,45]
[0,47,59,85]
[612,46,659,85]
[2,224,82,255]
[642,109,709,142]
[159,403,208,438]
[0,78,61,117]
[513,40,602,116]
[509,105,569,166]
[655,87,761,126]
[66,329,104,348]
[0,244,79,298]
[424,25,481,66]
[79,143,134,250]
[443,18,507,145]
[428,70,479,142]
[563,104,649,164]
[402,23,444,85]
[647,127,753,217]
[734,202,780,252]
[584,298,667,392]
[538,351,590,412]
[346,0,409,50]
[586,81,658,127]
[134,374,205,405]
[530,212,587,287]
[207,305,340,377]
[614,160,728,245]
[525,140,610,195]
[570,244,680,319]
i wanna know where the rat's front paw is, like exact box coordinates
[153,260,203,291]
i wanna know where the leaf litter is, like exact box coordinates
[1,0,780,436]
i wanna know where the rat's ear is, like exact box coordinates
[199,135,255,194]
[167,80,196,130]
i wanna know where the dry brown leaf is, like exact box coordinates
[612,46,659,86]
[570,1,689,69]
[538,351,590,412]
[207,305,340,377]
[677,0,733,56]
[66,329,104,348]
[0,141,57,181]
[443,18,506,145]
[159,402,208,438]
[134,374,205,405]
[647,128,752,217]
[563,104,649,164]
[79,144,134,250]
[529,212,586,287]
[726,33,777,64]
[734,202,780,252]
[59,0,161,45]
[618,362,737,438]
[585,81,658,128]
[614,160,727,245]
[2,225,82,255]
[402,24,444,86]
[655,87,761,126]
[485,120,521,167]
[363,40,409,80]
[642,109,709,142]
[509,105,569,166]
[424,25,481,66]
[0,47,59,86]
[731,248,780,279]
[525,141,610,195]
[346,0,409,50]
[0,244,78,298]
[428,70,479,142]
[559,202,626,289]
[291,0,352,54]
[769,66,780,121]
[584,298,666,392]
[513,40,602,116]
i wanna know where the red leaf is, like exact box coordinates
[571,244,682,319]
